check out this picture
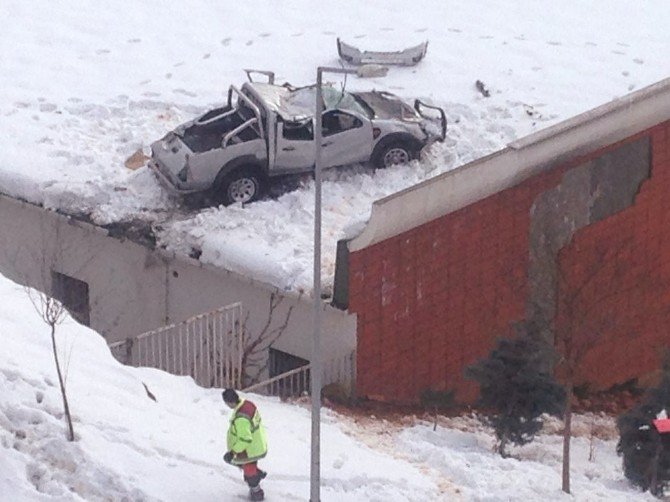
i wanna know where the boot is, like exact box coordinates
[249,486,264,501]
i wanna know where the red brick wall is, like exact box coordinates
[349,120,670,404]
[557,122,670,389]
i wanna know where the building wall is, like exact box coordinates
[349,120,670,404]
[558,123,670,388]
[0,195,356,384]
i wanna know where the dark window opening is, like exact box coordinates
[282,119,314,141]
[51,271,90,326]
[269,348,310,397]
[322,110,362,136]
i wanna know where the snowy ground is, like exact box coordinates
[0,271,655,501]
[1,0,669,293]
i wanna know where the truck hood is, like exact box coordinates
[352,91,421,122]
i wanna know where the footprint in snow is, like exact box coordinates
[380,27,394,32]
[415,27,428,33]
[203,53,210,59]
[611,50,626,55]
[139,79,151,85]
[39,103,57,112]
[173,61,185,67]
[291,32,303,37]
[628,83,636,91]
[165,72,173,79]
[322,30,336,35]
[617,42,630,47]
[633,58,644,64]
[448,28,462,33]
[173,88,197,98]
[221,37,231,46]
[246,40,253,46]
[622,70,630,76]
[531,66,542,71]
[585,41,598,47]
[127,38,141,44]
[546,41,562,46]
[514,35,526,41]
[96,48,110,55]
[354,34,366,39]
[142,91,161,97]
[259,32,271,38]
[479,35,494,39]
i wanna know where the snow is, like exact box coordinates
[2,4,668,498]
[0,271,656,501]
[1,0,669,294]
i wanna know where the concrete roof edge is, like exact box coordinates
[349,76,670,252]
[0,192,315,306]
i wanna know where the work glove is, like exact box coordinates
[223,451,234,464]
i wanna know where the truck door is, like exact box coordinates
[320,110,373,168]
[273,119,315,173]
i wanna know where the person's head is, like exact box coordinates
[222,388,240,409]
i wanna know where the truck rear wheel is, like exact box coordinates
[218,167,265,206]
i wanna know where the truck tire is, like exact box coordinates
[217,167,265,206]
[372,140,416,169]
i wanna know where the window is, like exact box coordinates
[322,110,362,136]
[51,271,90,326]
[282,119,313,141]
[269,348,309,377]
[269,348,310,397]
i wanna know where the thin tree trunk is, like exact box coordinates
[650,437,662,496]
[51,323,75,441]
[562,381,573,494]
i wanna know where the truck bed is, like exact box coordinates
[181,106,258,152]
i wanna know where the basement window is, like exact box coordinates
[51,271,91,326]
[269,348,310,397]
[269,348,309,377]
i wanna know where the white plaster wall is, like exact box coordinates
[0,194,356,383]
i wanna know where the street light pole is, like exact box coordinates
[311,65,386,502]
[310,65,325,502]
[311,66,355,502]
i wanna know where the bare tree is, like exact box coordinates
[27,289,75,441]
[553,238,636,493]
[239,292,294,387]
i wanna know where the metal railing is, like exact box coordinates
[243,351,355,399]
[109,303,244,389]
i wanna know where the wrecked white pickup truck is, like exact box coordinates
[149,71,446,205]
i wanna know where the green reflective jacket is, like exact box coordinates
[227,399,268,464]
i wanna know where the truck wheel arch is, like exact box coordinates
[371,133,423,169]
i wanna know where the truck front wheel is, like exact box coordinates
[217,167,265,206]
[372,140,417,169]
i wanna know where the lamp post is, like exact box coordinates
[311,65,387,502]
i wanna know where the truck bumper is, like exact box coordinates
[148,160,202,195]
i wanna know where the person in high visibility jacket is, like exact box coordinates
[222,389,268,501]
